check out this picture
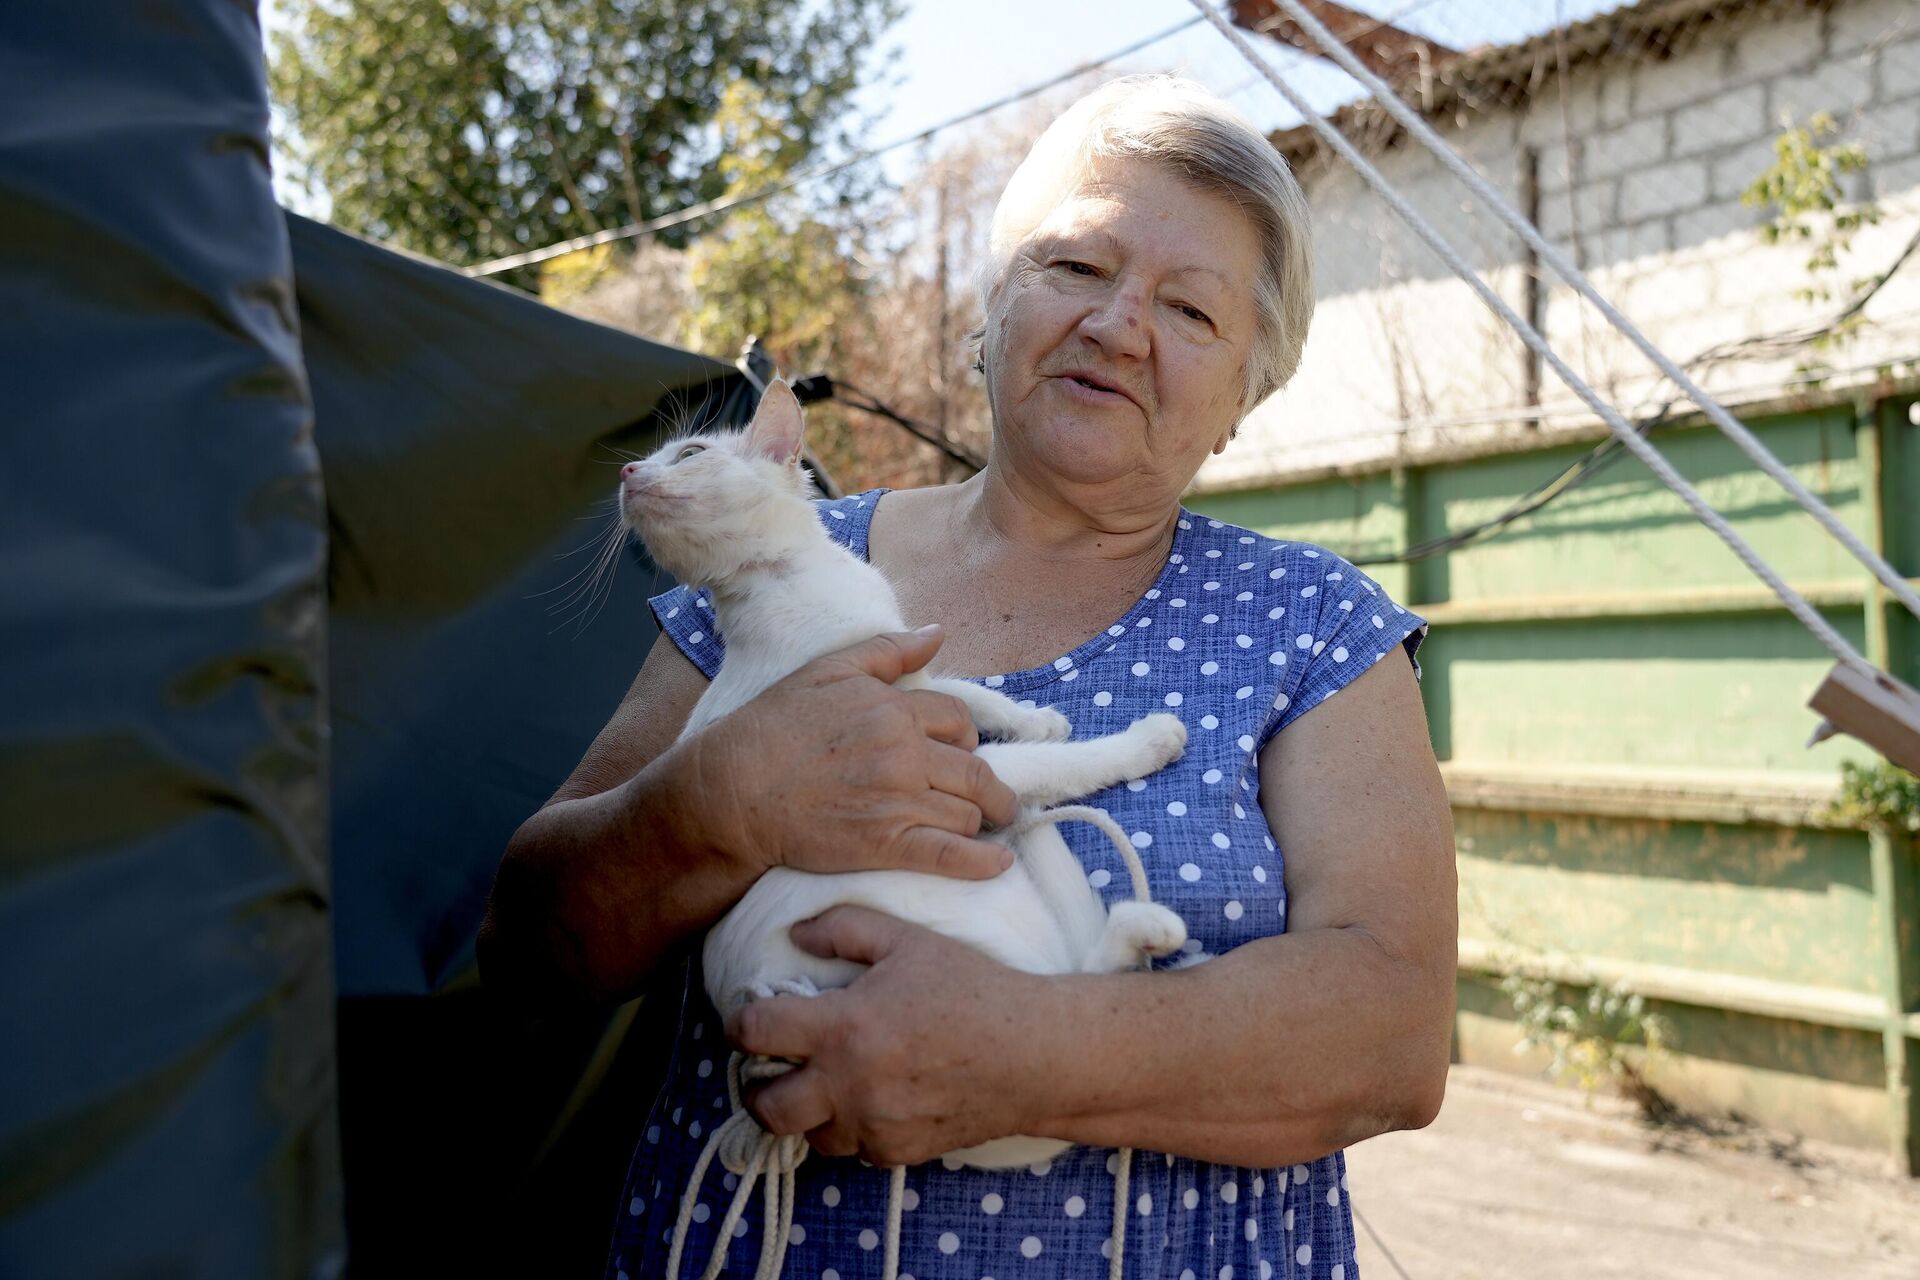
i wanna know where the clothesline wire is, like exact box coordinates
[803,375,987,472]
[813,18,1919,577]
[1186,0,1897,679]
[1251,0,1920,631]
[1220,0,1449,100]
[464,14,1207,277]
[1349,219,1920,567]
[808,214,1918,569]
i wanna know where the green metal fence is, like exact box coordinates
[1192,388,1920,1172]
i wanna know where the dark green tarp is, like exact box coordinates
[2,1,755,1271]
[295,213,755,1273]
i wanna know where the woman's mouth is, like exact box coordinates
[1057,373,1132,405]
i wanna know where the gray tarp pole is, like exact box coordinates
[0,2,341,1275]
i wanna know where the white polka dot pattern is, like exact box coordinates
[618,492,1425,1280]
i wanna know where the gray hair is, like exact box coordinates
[974,74,1315,417]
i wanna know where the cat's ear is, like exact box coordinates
[744,380,806,467]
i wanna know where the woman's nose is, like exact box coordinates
[1080,286,1151,357]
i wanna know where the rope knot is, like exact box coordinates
[714,1110,775,1176]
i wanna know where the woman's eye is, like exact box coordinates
[1060,260,1098,276]
[1177,304,1213,325]
[674,444,705,463]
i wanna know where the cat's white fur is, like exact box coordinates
[620,382,1189,1168]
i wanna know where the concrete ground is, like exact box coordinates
[1344,1065,1920,1279]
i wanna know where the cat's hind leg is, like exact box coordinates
[1086,901,1187,973]
[924,676,1071,742]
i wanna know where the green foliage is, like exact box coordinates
[1824,760,1920,834]
[1498,964,1674,1115]
[1741,112,1884,363]
[270,0,900,269]
[681,80,875,370]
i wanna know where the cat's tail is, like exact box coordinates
[1002,804,1152,902]
[996,803,1157,1280]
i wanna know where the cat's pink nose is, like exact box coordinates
[622,461,642,478]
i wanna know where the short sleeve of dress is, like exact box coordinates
[1261,545,1427,745]
[648,582,725,679]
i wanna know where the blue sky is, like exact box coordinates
[268,1,1629,220]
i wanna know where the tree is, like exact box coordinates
[270,0,900,269]
[680,81,875,372]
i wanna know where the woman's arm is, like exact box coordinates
[1034,647,1458,1162]
[731,650,1457,1168]
[478,632,736,1006]
[478,626,1023,1008]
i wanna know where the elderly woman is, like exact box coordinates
[483,75,1455,1280]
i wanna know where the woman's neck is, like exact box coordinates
[957,462,1179,573]
[867,468,1181,678]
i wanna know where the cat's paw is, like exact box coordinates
[1125,712,1189,773]
[1093,901,1188,971]
[1116,901,1188,958]
[1010,705,1072,742]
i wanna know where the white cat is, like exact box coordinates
[620,380,1190,1170]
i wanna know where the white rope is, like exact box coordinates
[666,982,816,1280]
[1189,0,1897,679]
[997,803,1157,1280]
[668,803,1160,1280]
[1108,1145,1133,1280]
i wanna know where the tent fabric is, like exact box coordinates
[3,0,759,1270]
[294,212,756,1269]
[292,212,751,999]
[0,1,340,1275]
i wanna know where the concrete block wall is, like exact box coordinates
[1202,0,1920,494]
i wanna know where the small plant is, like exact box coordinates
[1741,112,1884,370]
[1824,759,1920,834]
[1499,966,1675,1117]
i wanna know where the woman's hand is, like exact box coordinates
[693,627,1020,882]
[482,627,1018,1006]
[727,906,1043,1166]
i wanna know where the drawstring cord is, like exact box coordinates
[668,805,1162,1280]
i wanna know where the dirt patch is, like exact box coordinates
[1344,1064,1920,1279]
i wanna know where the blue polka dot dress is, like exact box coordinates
[607,488,1428,1280]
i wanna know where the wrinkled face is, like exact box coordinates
[618,383,809,585]
[983,158,1261,497]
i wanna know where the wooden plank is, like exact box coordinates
[1867,828,1920,1175]
[1808,661,1920,775]
[1456,937,1894,1034]
[1417,578,1903,626]
[1438,761,1842,826]
[1856,403,1919,1175]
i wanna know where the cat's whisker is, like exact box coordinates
[550,521,633,634]
[572,536,631,637]
[531,539,617,601]
[554,529,627,615]
[532,517,626,602]
[568,498,624,529]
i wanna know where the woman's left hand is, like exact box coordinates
[726,905,1046,1167]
